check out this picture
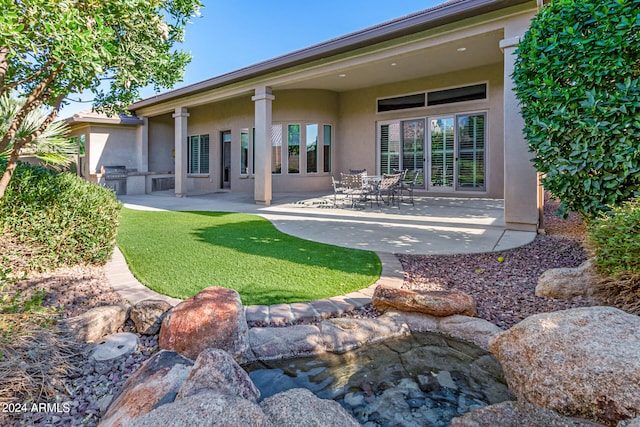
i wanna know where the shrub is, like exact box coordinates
[513,0,640,218]
[587,197,640,276]
[0,161,121,269]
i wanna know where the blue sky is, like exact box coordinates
[62,0,444,117]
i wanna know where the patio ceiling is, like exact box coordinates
[275,29,505,93]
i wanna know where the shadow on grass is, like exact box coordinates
[187,211,379,276]
[117,210,381,305]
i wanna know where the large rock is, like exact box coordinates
[249,325,325,360]
[159,287,252,362]
[260,388,360,427]
[320,312,410,353]
[450,401,605,427]
[99,350,193,427]
[131,299,171,335]
[489,307,640,426]
[177,348,259,402]
[131,391,272,427]
[58,304,129,343]
[536,259,597,299]
[372,285,477,317]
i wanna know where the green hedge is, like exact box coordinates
[0,161,121,269]
[513,0,640,218]
[587,197,640,276]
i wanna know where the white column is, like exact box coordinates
[252,86,275,205]
[500,35,540,232]
[173,107,189,197]
[135,116,149,173]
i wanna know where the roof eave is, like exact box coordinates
[129,0,533,112]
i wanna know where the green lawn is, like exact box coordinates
[116,208,381,306]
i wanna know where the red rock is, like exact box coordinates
[159,287,252,362]
[372,285,477,317]
[99,350,193,427]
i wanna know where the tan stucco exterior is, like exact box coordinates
[104,0,542,230]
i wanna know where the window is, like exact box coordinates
[272,124,282,174]
[288,124,300,174]
[306,124,318,173]
[323,125,332,173]
[378,93,425,112]
[457,114,485,190]
[240,129,249,175]
[188,134,209,174]
[427,83,487,106]
[379,122,401,174]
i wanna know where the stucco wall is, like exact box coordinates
[337,62,505,198]
[148,113,175,174]
[87,125,138,174]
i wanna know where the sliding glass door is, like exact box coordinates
[379,112,485,192]
[428,117,455,190]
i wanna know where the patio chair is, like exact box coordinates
[375,173,403,207]
[331,176,346,207]
[400,169,422,206]
[340,172,366,208]
[348,168,367,175]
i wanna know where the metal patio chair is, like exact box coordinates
[340,172,366,208]
[400,169,422,206]
[375,172,403,207]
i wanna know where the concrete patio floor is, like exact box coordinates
[118,191,536,255]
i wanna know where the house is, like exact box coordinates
[123,0,544,231]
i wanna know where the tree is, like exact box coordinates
[0,0,202,198]
[1,92,75,173]
[513,0,640,218]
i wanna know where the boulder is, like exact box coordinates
[58,304,129,343]
[489,307,640,426]
[320,312,410,353]
[130,300,171,335]
[99,350,193,427]
[249,325,325,360]
[450,401,605,427]
[438,315,503,350]
[372,285,477,317]
[536,259,597,299]
[176,348,259,402]
[260,388,360,427]
[159,287,252,362]
[131,391,272,427]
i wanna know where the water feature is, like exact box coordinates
[245,331,513,427]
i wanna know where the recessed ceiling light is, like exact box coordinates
[391,62,397,66]
[339,73,347,77]
[457,47,467,52]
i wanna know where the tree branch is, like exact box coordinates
[0,64,65,153]
[0,47,8,98]
[11,94,65,149]
[1,58,56,94]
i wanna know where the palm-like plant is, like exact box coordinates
[0,93,76,169]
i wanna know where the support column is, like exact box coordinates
[173,107,189,197]
[135,116,149,173]
[500,35,541,232]
[252,86,275,205]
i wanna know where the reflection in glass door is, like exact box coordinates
[428,117,455,190]
[402,119,425,189]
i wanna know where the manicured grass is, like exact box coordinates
[116,209,381,306]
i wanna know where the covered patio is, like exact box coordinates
[118,192,536,255]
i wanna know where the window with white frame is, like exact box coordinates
[188,134,210,174]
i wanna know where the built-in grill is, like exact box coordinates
[101,165,128,195]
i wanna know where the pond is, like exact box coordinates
[245,331,513,426]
